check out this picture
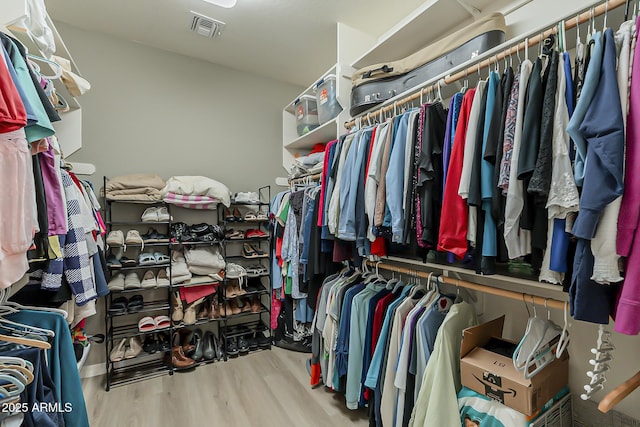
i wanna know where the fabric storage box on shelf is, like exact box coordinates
[460,316,570,417]
[314,74,342,124]
[294,95,319,136]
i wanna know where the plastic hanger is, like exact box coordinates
[0,365,33,385]
[556,301,571,358]
[522,300,562,379]
[26,54,63,80]
[603,0,609,31]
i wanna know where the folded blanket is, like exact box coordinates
[162,176,231,207]
[164,192,220,210]
[106,174,165,191]
[106,187,163,201]
[171,272,192,285]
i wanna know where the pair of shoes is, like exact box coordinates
[142,332,170,353]
[224,207,245,222]
[234,296,261,313]
[245,229,268,239]
[246,265,269,277]
[141,206,172,222]
[138,315,171,332]
[109,337,142,362]
[225,229,245,240]
[234,192,260,204]
[141,269,170,288]
[107,256,137,269]
[173,331,196,356]
[106,230,146,249]
[124,272,141,290]
[108,295,143,314]
[191,329,219,362]
[141,227,169,243]
[224,300,241,316]
[242,243,267,258]
[108,273,125,291]
[224,279,247,298]
[139,252,170,266]
[226,336,239,357]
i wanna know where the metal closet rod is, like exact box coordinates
[367,261,567,310]
[345,0,627,130]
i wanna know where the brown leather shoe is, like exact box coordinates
[209,299,220,319]
[240,297,251,313]
[197,302,210,320]
[250,296,261,313]
[176,330,195,355]
[228,300,241,315]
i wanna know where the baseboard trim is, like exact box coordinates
[80,363,106,379]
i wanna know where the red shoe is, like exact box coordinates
[245,229,268,239]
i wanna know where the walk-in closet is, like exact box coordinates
[1,0,640,426]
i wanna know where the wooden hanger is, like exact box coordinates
[598,370,640,413]
[0,334,51,350]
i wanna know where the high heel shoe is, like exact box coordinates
[224,207,235,222]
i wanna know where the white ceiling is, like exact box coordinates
[46,0,427,87]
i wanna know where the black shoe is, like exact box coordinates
[192,329,204,361]
[247,332,258,350]
[214,335,224,360]
[203,331,215,361]
[256,332,271,348]
[238,335,250,354]
[143,334,157,353]
[226,337,238,356]
[157,332,171,352]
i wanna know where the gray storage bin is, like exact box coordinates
[294,95,319,136]
[315,74,342,124]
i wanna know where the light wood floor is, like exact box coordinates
[82,347,369,427]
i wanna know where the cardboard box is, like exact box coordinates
[460,316,569,416]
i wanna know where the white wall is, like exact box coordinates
[55,22,301,369]
[58,22,302,190]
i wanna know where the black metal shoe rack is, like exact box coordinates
[218,185,273,358]
[103,177,175,391]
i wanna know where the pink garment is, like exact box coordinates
[39,141,67,235]
[0,129,36,287]
[179,284,217,304]
[615,15,640,335]
[271,290,282,329]
[164,192,219,210]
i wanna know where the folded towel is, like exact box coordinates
[106,187,163,201]
[171,272,192,285]
[188,265,223,276]
[162,176,231,207]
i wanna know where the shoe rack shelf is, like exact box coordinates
[103,176,175,391]
[219,185,273,358]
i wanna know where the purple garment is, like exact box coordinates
[39,140,67,236]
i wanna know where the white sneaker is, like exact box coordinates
[125,230,144,251]
[124,272,141,290]
[141,207,159,222]
[140,270,157,289]
[156,207,172,222]
[106,230,125,248]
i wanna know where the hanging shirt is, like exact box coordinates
[497,73,521,193]
[409,302,478,427]
[366,123,390,241]
[328,133,355,235]
[504,60,533,259]
[590,20,635,285]
[443,94,463,196]
[386,113,412,244]
[438,89,476,258]
[567,32,604,187]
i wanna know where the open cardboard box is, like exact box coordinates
[460,316,569,416]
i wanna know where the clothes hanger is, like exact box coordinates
[598,371,640,413]
[582,325,614,400]
[626,0,632,20]
[556,301,570,358]
[0,365,33,385]
[3,301,68,318]
[26,54,63,80]
[603,0,609,31]
[522,299,562,379]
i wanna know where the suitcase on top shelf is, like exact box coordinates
[350,13,507,116]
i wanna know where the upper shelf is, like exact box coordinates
[284,118,339,150]
[351,0,506,70]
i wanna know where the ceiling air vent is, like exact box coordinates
[190,11,225,38]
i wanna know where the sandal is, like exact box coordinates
[138,316,157,332]
[246,265,268,277]
[120,256,137,267]
[225,229,245,240]
[242,243,259,258]
[138,253,156,266]
[154,315,171,329]
[108,297,128,315]
[154,252,171,265]
[256,211,268,221]
[127,295,144,313]
[244,212,257,221]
